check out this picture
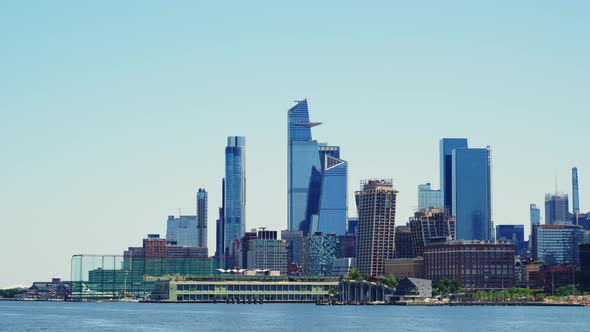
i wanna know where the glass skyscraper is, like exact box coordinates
[545,193,569,225]
[315,155,347,235]
[288,100,347,236]
[495,224,525,255]
[440,138,468,215]
[573,167,580,215]
[452,147,492,241]
[530,203,541,227]
[417,183,442,211]
[288,100,321,234]
[224,136,246,255]
[196,188,208,248]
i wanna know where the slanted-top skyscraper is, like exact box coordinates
[288,100,321,234]
[287,100,347,235]
[316,148,348,235]
[224,136,246,257]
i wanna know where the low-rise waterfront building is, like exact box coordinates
[390,277,432,302]
[424,241,515,290]
[151,277,338,303]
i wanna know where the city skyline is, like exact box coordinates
[2,1,589,287]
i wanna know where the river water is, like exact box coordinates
[1,301,588,331]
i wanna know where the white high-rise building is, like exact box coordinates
[166,215,199,247]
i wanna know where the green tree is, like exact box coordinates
[382,274,398,288]
[449,278,462,293]
[0,288,22,298]
[348,268,361,280]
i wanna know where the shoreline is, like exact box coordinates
[2,298,586,307]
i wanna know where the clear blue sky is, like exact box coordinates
[1,1,589,287]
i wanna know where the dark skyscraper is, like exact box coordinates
[215,179,225,264]
[495,224,525,255]
[545,193,569,225]
[440,138,468,215]
[196,188,208,248]
[452,147,493,241]
[394,225,414,258]
[573,167,580,215]
[224,136,246,255]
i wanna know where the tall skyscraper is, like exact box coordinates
[452,147,492,241]
[224,136,246,256]
[530,204,541,227]
[417,183,442,210]
[440,138,468,215]
[355,179,398,277]
[545,193,569,225]
[287,100,347,235]
[288,100,321,234]
[573,167,580,215]
[215,179,225,262]
[315,154,348,235]
[196,188,208,248]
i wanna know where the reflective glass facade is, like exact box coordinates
[452,147,492,241]
[288,100,321,233]
[315,156,347,235]
[495,224,525,255]
[440,138,468,215]
[530,204,541,228]
[418,183,442,210]
[224,136,246,254]
[533,225,584,265]
[287,100,347,235]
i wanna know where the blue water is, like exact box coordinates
[0,302,589,331]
